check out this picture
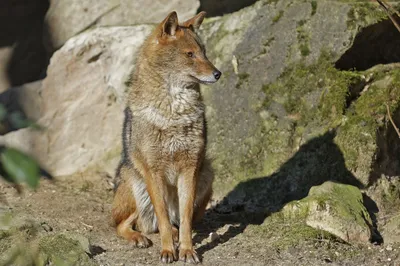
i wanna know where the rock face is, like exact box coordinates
[283,182,373,243]
[44,0,200,52]
[197,0,400,197]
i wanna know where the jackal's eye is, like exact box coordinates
[186,51,194,58]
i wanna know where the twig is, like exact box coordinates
[381,0,400,17]
[81,222,94,229]
[386,103,400,139]
[375,0,400,33]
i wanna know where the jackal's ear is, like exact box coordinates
[161,11,179,36]
[182,11,206,30]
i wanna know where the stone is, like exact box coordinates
[40,222,53,232]
[38,234,96,266]
[209,232,220,242]
[44,0,200,52]
[282,181,373,244]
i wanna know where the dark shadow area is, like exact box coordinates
[0,87,31,134]
[194,131,379,258]
[362,193,383,244]
[335,19,400,71]
[89,245,107,258]
[198,0,259,17]
[370,107,400,185]
[0,0,49,87]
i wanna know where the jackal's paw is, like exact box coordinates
[179,249,200,264]
[160,249,177,263]
[130,233,152,248]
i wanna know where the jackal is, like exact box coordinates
[112,11,221,264]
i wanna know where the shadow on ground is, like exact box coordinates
[193,130,370,258]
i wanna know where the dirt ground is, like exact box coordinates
[0,174,399,266]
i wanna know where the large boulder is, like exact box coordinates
[282,181,373,244]
[44,0,200,52]
[0,26,153,177]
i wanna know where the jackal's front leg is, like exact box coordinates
[144,170,177,263]
[178,166,200,263]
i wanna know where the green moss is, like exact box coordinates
[346,2,390,30]
[299,43,310,56]
[39,234,95,266]
[257,182,373,245]
[309,182,372,228]
[297,19,307,27]
[335,69,400,183]
[296,20,310,57]
[347,8,356,30]
[311,1,317,16]
[238,73,250,80]
[0,217,43,265]
[264,37,275,47]
[262,50,356,128]
[217,51,400,196]
[236,73,250,88]
[0,231,11,240]
[247,212,341,250]
[272,10,284,23]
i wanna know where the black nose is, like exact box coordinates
[213,70,221,80]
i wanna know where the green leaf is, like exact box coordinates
[0,148,40,188]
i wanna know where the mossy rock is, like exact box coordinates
[367,175,400,215]
[198,0,400,197]
[0,214,42,266]
[282,181,372,243]
[246,216,341,250]
[335,68,400,186]
[37,234,96,266]
[0,211,95,266]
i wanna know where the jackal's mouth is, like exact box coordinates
[189,75,218,84]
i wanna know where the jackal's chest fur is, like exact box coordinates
[131,85,205,155]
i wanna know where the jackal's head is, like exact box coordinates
[146,11,221,85]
